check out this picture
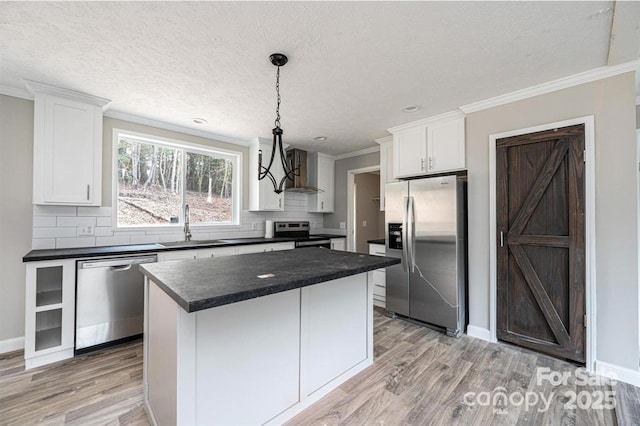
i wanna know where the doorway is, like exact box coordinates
[347,166,383,252]
[496,124,586,363]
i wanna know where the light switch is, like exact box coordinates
[339,222,346,230]
[362,220,367,227]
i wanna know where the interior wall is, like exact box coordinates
[636,104,639,128]
[0,95,33,341]
[466,72,638,370]
[325,151,380,231]
[354,173,381,253]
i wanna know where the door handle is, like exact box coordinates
[279,198,282,208]
[86,184,90,200]
[428,157,433,170]
[408,196,415,273]
[421,158,425,171]
[402,196,409,272]
[109,264,133,272]
[500,231,504,248]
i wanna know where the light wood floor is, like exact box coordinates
[1,311,638,425]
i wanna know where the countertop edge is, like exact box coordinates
[23,234,347,262]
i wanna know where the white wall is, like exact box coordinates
[0,95,33,342]
[466,73,639,370]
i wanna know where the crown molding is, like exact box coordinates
[24,79,111,109]
[0,84,33,101]
[374,135,393,145]
[387,109,465,134]
[461,59,640,114]
[333,145,380,161]
[104,110,250,147]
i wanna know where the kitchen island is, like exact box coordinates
[139,247,399,425]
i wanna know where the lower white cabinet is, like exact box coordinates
[157,242,295,261]
[368,243,387,308]
[235,242,295,254]
[330,238,345,251]
[24,259,76,369]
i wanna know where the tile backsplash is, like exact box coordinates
[32,193,325,249]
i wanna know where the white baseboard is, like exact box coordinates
[0,336,24,354]
[595,360,640,387]
[466,325,492,342]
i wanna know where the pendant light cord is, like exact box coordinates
[274,66,281,129]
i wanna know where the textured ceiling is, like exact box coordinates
[0,1,636,155]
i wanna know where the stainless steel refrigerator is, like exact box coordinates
[385,175,467,337]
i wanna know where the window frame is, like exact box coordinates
[111,128,242,231]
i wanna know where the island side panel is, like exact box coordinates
[302,273,370,396]
[145,280,179,425]
[194,289,301,425]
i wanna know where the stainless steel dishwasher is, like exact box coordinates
[76,254,157,352]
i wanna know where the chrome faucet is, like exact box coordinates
[184,204,192,241]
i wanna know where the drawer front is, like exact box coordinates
[369,244,385,256]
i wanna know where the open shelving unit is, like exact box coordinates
[25,259,76,369]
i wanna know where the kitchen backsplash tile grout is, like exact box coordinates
[31,193,326,250]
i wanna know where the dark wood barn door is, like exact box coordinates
[496,124,585,363]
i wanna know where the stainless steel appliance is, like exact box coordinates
[385,175,467,337]
[76,254,157,352]
[273,221,332,248]
[284,149,320,193]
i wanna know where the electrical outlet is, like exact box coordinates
[77,225,94,236]
[339,222,346,230]
[252,223,258,231]
[362,220,367,227]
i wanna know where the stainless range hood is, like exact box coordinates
[285,148,321,193]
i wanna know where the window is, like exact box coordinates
[114,130,240,228]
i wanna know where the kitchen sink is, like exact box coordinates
[158,239,226,248]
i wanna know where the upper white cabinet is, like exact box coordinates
[390,115,465,179]
[249,137,285,211]
[375,136,396,211]
[308,153,335,213]
[26,80,110,206]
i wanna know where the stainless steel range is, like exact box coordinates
[273,221,331,249]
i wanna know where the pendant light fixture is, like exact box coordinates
[258,53,299,194]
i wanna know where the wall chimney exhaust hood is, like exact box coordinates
[285,149,321,193]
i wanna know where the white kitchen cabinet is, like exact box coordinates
[24,259,76,369]
[249,137,285,211]
[235,242,295,254]
[375,136,396,211]
[427,118,465,173]
[196,247,237,258]
[392,126,428,178]
[26,80,110,206]
[308,153,335,213]
[391,116,465,179]
[330,238,345,251]
[368,243,387,308]
[158,250,198,262]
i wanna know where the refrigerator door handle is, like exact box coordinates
[402,196,409,272]
[408,196,416,273]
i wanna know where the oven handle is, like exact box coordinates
[295,239,331,248]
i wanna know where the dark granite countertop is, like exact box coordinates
[140,247,400,313]
[367,239,385,245]
[22,234,347,262]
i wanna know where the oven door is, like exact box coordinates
[295,239,331,249]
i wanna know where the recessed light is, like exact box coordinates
[403,105,421,113]
[193,118,208,124]
[314,136,327,142]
